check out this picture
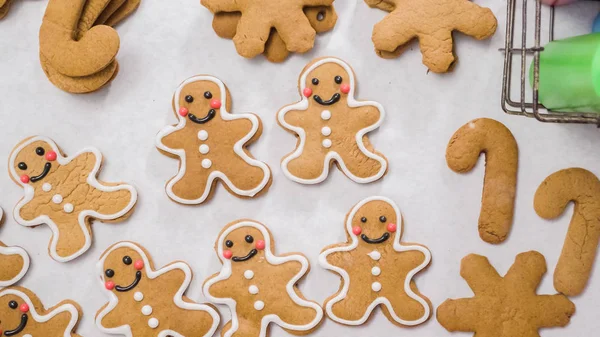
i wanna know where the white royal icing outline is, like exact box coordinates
[203,220,323,337]
[318,196,432,326]
[0,208,30,287]
[96,241,220,337]
[9,136,138,263]
[277,57,388,184]
[156,75,271,204]
[0,288,80,337]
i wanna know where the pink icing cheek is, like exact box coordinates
[340,84,350,94]
[179,107,189,116]
[223,250,233,259]
[134,260,144,270]
[352,226,362,235]
[105,281,115,290]
[303,88,313,98]
[255,240,266,250]
[19,303,29,313]
[210,99,222,109]
[387,223,397,232]
[20,175,30,183]
[45,150,57,161]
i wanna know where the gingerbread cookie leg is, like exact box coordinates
[221,153,271,194]
[336,136,387,181]
[0,243,29,287]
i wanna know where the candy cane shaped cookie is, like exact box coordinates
[534,168,600,296]
[446,118,518,244]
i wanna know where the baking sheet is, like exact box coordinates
[1,0,600,336]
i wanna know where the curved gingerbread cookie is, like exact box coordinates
[278,57,388,184]
[0,208,30,287]
[319,196,432,326]
[203,220,323,337]
[156,75,271,204]
[446,118,518,244]
[366,0,497,73]
[201,0,334,58]
[534,168,600,296]
[9,136,138,262]
[0,286,82,337]
[211,6,338,63]
[0,0,12,19]
[438,252,575,337]
[96,241,220,337]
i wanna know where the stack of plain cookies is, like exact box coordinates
[38,0,141,93]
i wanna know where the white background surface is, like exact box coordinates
[1,0,600,336]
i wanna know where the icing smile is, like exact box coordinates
[4,313,28,336]
[188,109,216,124]
[30,162,51,183]
[361,233,390,244]
[232,249,257,262]
[313,93,341,106]
[115,271,142,292]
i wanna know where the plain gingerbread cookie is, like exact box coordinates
[277,57,388,184]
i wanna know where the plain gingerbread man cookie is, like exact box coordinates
[0,208,30,287]
[203,220,323,337]
[96,241,220,337]
[0,286,83,337]
[156,75,271,205]
[319,196,432,326]
[9,136,138,262]
[278,57,388,184]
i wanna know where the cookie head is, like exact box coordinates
[11,139,59,185]
[220,226,267,263]
[302,58,352,106]
[349,199,399,247]
[175,77,230,126]
[101,246,146,293]
[0,292,31,336]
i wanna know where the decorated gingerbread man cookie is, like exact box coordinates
[277,57,388,184]
[9,136,138,262]
[203,220,323,337]
[156,75,271,204]
[319,196,432,326]
[0,208,30,287]
[96,241,220,337]
[0,286,82,337]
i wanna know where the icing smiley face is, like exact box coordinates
[0,295,31,336]
[350,200,398,246]
[101,247,145,292]
[221,227,266,262]
[177,80,227,125]
[11,140,58,185]
[302,62,351,106]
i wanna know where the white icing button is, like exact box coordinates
[52,194,63,204]
[322,139,332,148]
[198,130,209,141]
[321,110,331,120]
[249,285,259,295]
[254,301,265,311]
[148,318,159,329]
[368,251,381,261]
[372,267,381,276]
[321,126,332,136]
[199,144,210,154]
[134,292,144,302]
[202,159,212,169]
[23,335,32,337]
[244,270,254,280]
[372,282,382,292]
[42,183,52,192]
[63,203,74,213]
[142,305,153,316]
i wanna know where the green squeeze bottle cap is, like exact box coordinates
[531,33,600,113]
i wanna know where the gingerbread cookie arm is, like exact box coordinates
[534,168,600,296]
[452,1,497,40]
[233,13,272,58]
[372,14,416,56]
[273,12,316,54]
[437,298,485,332]
[39,0,120,77]
[459,254,502,295]
[446,118,518,244]
[201,0,239,13]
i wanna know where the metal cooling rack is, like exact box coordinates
[501,0,600,125]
